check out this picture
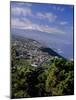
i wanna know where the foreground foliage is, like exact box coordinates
[11,46,74,98]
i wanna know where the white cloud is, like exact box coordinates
[11,4,66,34]
[11,18,65,34]
[11,5,57,23]
[53,6,64,11]
[15,2,25,6]
[11,18,33,29]
[12,2,32,7]
[60,21,68,25]
[36,12,57,22]
[11,6,32,16]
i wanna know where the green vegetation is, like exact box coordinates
[11,46,74,98]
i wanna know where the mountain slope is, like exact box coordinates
[11,34,65,59]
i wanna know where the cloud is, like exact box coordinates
[11,5,57,23]
[36,12,57,22]
[11,18,32,29]
[11,6,32,16]
[60,21,68,25]
[53,6,64,11]
[11,17,65,34]
[12,2,32,7]
[11,3,67,35]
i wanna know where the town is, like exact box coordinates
[12,35,51,67]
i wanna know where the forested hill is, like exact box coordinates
[11,34,74,98]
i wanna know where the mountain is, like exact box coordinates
[11,34,65,60]
[11,29,63,46]
[11,29,73,59]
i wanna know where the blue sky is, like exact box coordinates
[11,1,74,59]
[11,2,73,38]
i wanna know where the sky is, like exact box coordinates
[11,1,74,59]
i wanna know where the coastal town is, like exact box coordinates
[12,35,51,67]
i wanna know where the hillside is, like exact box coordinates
[11,29,73,59]
[11,34,74,98]
[11,34,65,67]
